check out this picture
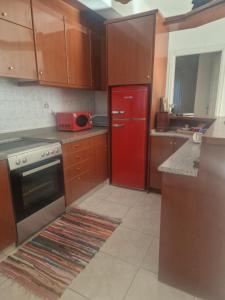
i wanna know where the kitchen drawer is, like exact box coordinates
[64,159,90,181]
[63,148,91,167]
[63,138,91,155]
[65,171,92,205]
[92,134,108,146]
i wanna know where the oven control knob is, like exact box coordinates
[51,150,55,155]
[22,157,27,163]
[46,151,50,156]
[55,148,59,153]
[41,152,45,158]
[16,159,21,165]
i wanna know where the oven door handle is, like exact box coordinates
[20,160,61,177]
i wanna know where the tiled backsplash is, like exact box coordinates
[0,78,94,133]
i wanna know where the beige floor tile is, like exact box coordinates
[90,199,130,219]
[60,289,89,300]
[135,193,161,210]
[78,195,103,211]
[105,188,146,207]
[101,227,153,266]
[141,238,160,274]
[69,252,137,300]
[124,268,195,300]
[0,251,6,262]
[91,184,117,199]
[3,244,17,256]
[0,279,41,300]
[121,206,161,237]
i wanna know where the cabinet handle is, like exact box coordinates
[77,177,81,180]
[170,141,173,145]
[147,75,150,79]
[8,66,14,70]
[39,71,43,76]
[2,12,7,17]
[174,142,177,145]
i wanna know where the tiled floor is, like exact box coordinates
[0,183,199,300]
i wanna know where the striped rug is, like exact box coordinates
[0,208,121,300]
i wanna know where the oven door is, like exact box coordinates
[10,156,64,223]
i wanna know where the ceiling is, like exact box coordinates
[78,0,193,19]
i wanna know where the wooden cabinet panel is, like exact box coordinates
[0,0,32,29]
[150,136,173,190]
[32,0,68,84]
[150,136,188,190]
[0,161,16,250]
[107,15,155,85]
[159,173,198,295]
[0,19,37,80]
[65,17,92,88]
[63,134,108,206]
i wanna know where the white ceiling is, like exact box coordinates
[79,0,193,19]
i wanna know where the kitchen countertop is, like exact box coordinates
[150,129,192,139]
[0,127,108,160]
[158,140,201,177]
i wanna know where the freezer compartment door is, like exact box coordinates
[111,119,147,189]
[111,85,148,118]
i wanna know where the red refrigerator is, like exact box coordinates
[111,85,148,190]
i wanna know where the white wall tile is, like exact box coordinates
[0,78,94,133]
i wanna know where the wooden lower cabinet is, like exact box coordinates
[63,134,108,206]
[149,136,188,190]
[0,161,16,250]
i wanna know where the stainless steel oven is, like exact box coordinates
[7,141,65,244]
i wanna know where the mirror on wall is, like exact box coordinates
[172,51,222,116]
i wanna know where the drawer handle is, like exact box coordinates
[77,177,81,180]
[147,74,150,79]
[39,71,43,76]
[2,12,7,17]
[8,66,14,70]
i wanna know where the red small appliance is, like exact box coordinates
[56,112,93,131]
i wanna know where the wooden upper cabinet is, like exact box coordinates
[0,0,32,29]
[107,14,155,86]
[32,0,68,85]
[65,17,92,88]
[0,19,37,80]
[0,161,16,250]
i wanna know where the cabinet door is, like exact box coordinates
[173,137,188,153]
[91,134,108,186]
[107,15,155,86]
[32,0,68,84]
[150,136,173,190]
[0,0,32,29]
[0,161,16,250]
[65,17,92,88]
[0,19,37,80]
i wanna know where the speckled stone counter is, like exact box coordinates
[158,140,201,177]
[150,129,192,139]
[0,127,108,160]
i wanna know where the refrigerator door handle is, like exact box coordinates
[112,124,125,128]
[123,96,134,100]
[112,111,120,114]
[119,111,125,114]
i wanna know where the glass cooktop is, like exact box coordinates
[0,138,49,153]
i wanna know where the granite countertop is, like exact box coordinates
[150,129,192,139]
[0,127,108,161]
[158,140,201,177]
